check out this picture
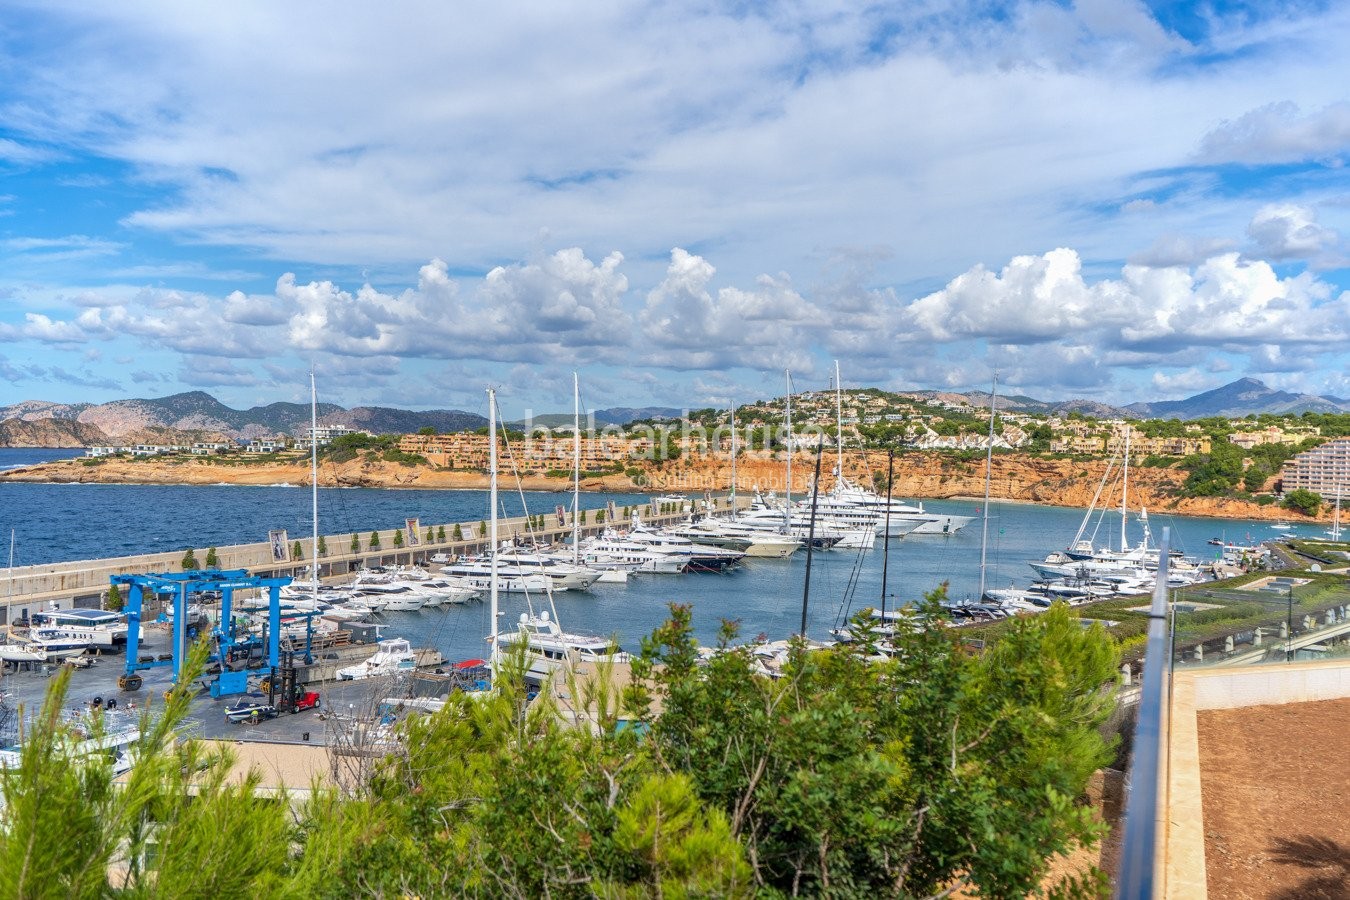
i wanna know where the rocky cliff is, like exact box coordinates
[0,449,1333,523]
[0,417,108,447]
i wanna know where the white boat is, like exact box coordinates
[30,608,128,649]
[337,637,418,680]
[496,610,628,685]
[492,547,602,591]
[574,533,689,574]
[440,558,554,593]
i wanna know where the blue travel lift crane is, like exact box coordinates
[109,569,317,697]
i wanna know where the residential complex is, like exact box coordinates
[1279,437,1350,497]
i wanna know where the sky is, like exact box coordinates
[2,0,1349,419]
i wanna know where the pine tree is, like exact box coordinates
[317,535,327,556]
[181,548,198,570]
[580,509,587,525]
[452,524,463,541]
[438,525,447,542]
[369,531,382,549]
[393,529,404,548]
[204,547,219,568]
[104,584,123,612]
[478,521,486,538]
[350,533,360,554]
[425,526,434,544]
[292,540,303,560]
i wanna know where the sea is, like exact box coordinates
[0,447,1303,665]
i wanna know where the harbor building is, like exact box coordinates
[1279,436,1350,496]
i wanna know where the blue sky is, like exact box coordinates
[2,0,1349,417]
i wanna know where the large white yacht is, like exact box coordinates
[494,610,628,685]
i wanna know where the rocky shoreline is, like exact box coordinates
[0,450,1337,524]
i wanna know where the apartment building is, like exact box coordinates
[1279,437,1350,497]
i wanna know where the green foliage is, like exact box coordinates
[368,530,381,549]
[381,448,428,467]
[1,594,1121,898]
[635,592,1117,897]
[392,528,404,548]
[204,546,220,568]
[1179,437,1245,497]
[478,520,486,538]
[1283,488,1322,516]
[438,525,448,542]
[424,526,433,544]
[291,540,303,560]
[104,583,123,612]
[349,533,360,554]
[417,426,437,435]
[180,548,198,571]
[451,524,462,541]
[317,535,328,556]
[595,509,606,524]
[579,509,587,525]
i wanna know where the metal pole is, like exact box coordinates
[978,373,997,601]
[800,442,824,638]
[1287,585,1293,662]
[488,388,499,680]
[880,449,894,620]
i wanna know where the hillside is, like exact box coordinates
[0,391,484,441]
[0,418,107,448]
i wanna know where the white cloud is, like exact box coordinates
[1199,101,1350,165]
[1245,203,1340,261]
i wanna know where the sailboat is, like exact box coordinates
[483,389,627,687]
[1327,485,1344,541]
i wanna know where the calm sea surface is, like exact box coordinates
[0,448,1300,663]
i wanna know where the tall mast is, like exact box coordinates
[572,372,580,564]
[488,388,499,676]
[835,359,843,484]
[309,370,319,596]
[729,405,738,511]
[978,373,997,601]
[783,370,793,530]
[1121,427,1131,551]
[880,450,893,620]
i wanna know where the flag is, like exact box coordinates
[555,505,566,526]
[405,518,420,545]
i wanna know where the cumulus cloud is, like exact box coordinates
[286,249,633,363]
[637,249,825,370]
[1245,203,1340,261]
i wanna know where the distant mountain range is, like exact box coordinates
[909,378,1350,420]
[2,379,1346,448]
[0,391,487,442]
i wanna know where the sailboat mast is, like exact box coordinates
[1121,427,1131,551]
[880,450,893,619]
[729,405,737,511]
[978,374,997,601]
[834,359,843,483]
[572,372,580,565]
[309,371,319,595]
[488,388,499,675]
[784,370,793,530]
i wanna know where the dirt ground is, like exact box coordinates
[1198,698,1350,900]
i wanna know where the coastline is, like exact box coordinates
[0,450,1338,525]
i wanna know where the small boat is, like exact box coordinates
[1271,521,1293,531]
[337,637,418,680]
[224,696,277,723]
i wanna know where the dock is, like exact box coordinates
[0,496,740,622]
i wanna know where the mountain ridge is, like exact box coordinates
[3,378,1347,445]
